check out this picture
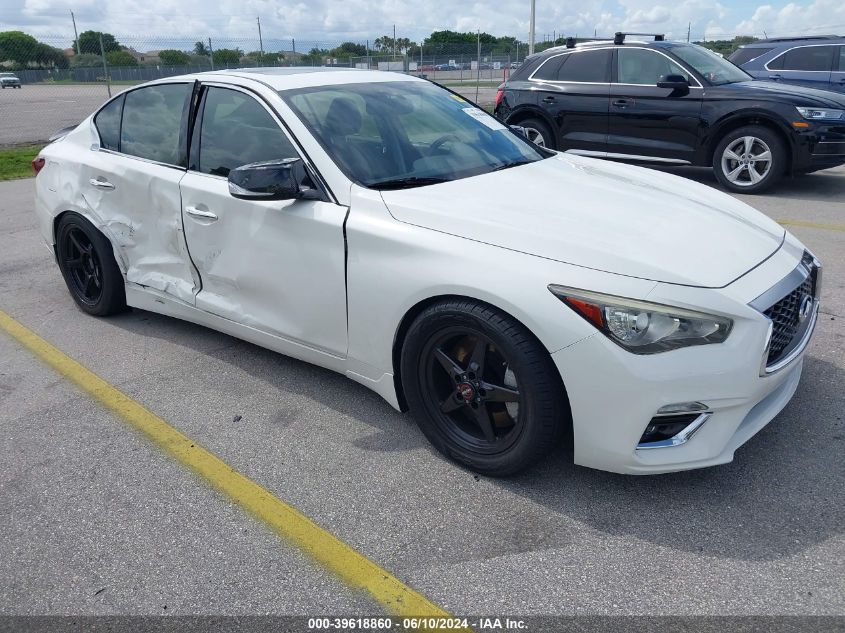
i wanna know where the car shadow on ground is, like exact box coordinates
[108,306,844,565]
[655,165,845,202]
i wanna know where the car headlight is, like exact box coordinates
[548,285,732,354]
[795,106,844,121]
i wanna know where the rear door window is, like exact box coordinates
[120,83,191,165]
[557,50,612,83]
[94,94,124,151]
[771,45,835,71]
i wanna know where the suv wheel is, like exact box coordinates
[713,125,785,194]
[517,117,555,150]
[401,299,567,476]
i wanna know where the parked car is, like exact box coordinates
[0,72,21,88]
[434,63,459,71]
[729,35,845,93]
[34,68,820,476]
[495,34,845,193]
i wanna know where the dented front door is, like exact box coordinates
[179,171,348,356]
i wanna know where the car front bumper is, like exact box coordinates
[551,242,818,475]
[793,121,845,172]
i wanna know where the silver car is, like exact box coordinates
[0,72,22,89]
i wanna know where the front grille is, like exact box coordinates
[763,263,817,366]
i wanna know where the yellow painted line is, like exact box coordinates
[777,219,845,232]
[0,308,451,618]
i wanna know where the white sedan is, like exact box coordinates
[33,68,821,476]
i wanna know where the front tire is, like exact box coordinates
[56,213,126,316]
[713,125,786,194]
[401,300,567,476]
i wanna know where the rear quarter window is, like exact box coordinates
[94,94,124,151]
[729,47,774,66]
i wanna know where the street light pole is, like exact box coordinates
[529,0,536,56]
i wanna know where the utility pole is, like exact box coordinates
[687,22,691,43]
[257,16,264,56]
[70,10,80,54]
[99,33,111,97]
[208,37,215,70]
[476,29,480,102]
[393,24,396,59]
[292,38,296,66]
[529,0,536,55]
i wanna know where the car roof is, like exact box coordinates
[741,35,845,48]
[165,67,424,91]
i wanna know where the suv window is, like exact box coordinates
[769,45,835,71]
[729,47,774,66]
[198,87,299,177]
[617,48,692,85]
[94,94,124,151]
[120,83,190,165]
[533,49,611,83]
[839,46,845,71]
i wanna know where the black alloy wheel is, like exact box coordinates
[63,227,103,306]
[56,213,126,316]
[401,300,568,476]
[421,327,523,453]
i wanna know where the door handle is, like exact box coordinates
[612,99,631,108]
[185,206,218,221]
[88,178,115,190]
[770,74,783,80]
[541,96,556,103]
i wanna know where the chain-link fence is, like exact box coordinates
[1,34,533,145]
[1,30,767,145]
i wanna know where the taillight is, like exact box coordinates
[31,157,45,175]
[495,89,504,108]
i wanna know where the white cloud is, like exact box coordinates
[3,0,841,49]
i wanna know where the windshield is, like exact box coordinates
[281,80,547,189]
[671,45,751,85]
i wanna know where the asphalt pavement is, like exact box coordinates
[0,165,843,618]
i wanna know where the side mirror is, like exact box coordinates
[509,125,529,140]
[657,74,690,94]
[228,158,322,201]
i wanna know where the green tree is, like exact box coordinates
[194,41,210,56]
[71,53,102,68]
[301,47,330,65]
[105,50,137,66]
[0,31,69,69]
[158,49,190,65]
[0,31,40,65]
[329,42,367,58]
[212,48,242,66]
[75,31,121,55]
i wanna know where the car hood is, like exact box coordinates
[720,80,845,107]
[380,154,785,288]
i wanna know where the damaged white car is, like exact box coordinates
[33,68,820,476]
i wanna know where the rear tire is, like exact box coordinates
[516,117,556,150]
[713,125,786,194]
[56,213,126,316]
[401,299,567,476]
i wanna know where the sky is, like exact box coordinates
[1,0,844,50]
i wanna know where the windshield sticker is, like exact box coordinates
[449,94,466,103]
[462,107,507,130]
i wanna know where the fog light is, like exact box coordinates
[637,412,712,449]
[656,401,708,415]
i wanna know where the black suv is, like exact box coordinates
[494,34,845,193]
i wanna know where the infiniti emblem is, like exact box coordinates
[798,295,813,322]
